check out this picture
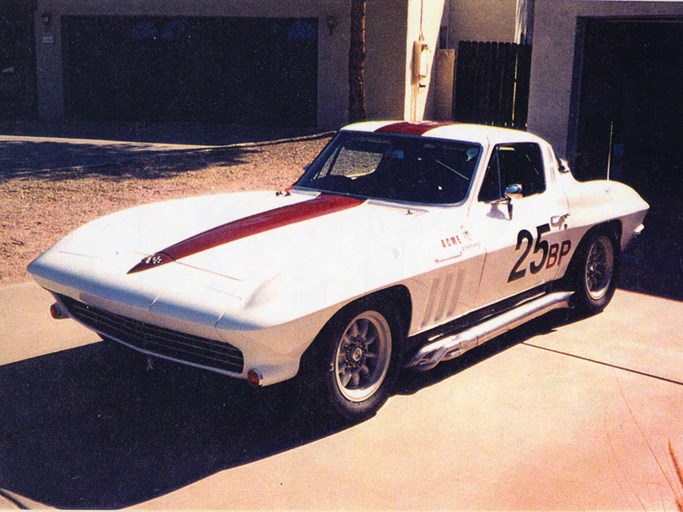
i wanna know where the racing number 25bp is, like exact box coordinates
[508,224,572,282]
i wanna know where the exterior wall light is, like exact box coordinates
[41,12,52,27]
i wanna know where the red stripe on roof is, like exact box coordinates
[375,121,453,136]
[128,194,363,274]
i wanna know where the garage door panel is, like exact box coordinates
[62,16,318,127]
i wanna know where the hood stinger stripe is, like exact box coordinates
[128,194,363,274]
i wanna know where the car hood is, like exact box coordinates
[44,191,309,271]
[30,190,466,328]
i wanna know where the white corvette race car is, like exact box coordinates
[29,121,648,420]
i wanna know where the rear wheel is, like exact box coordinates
[571,231,619,314]
[298,297,404,422]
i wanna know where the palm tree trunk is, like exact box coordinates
[348,0,367,123]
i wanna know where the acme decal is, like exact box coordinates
[440,226,479,251]
[436,226,480,263]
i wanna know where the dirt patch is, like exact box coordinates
[0,136,330,284]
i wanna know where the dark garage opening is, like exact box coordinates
[570,19,683,300]
[0,1,36,120]
[62,16,318,127]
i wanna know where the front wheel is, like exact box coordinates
[298,298,404,422]
[572,231,619,314]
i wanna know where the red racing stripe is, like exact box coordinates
[128,194,363,274]
[375,121,453,136]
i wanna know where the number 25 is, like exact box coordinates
[508,224,558,282]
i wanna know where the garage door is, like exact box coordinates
[0,2,36,120]
[62,16,318,127]
[570,19,683,300]
[571,19,682,203]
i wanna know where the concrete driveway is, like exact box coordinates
[1,281,681,510]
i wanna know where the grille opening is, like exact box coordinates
[58,295,244,374]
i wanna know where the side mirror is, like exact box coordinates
[490,184,523,220]
[503,184,523,219]
[504,183,523,201]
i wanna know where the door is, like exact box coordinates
[471,142,572,308]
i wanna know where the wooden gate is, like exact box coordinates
[452,41,531,130]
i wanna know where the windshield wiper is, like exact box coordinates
[434,158,470,181]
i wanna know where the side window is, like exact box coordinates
[478,143,546,202]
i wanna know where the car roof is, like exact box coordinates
[341,121,547,147]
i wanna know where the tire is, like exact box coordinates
[298,296,404,422]
[571,231,620,314]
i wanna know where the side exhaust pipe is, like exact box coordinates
[406,291,573,372]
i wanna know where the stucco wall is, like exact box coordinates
[406,0,447,121]
[447,0,517,44]
[528,0,683,158]
[366,0,449,122]
[31,0,523,128]
[365,0,408,121]
[34,0,350,128]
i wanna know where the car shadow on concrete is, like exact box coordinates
[0,309,589,508]
[0,341,351,509]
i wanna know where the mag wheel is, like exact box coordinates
[299,297,404,422]
[333,310,392,403]
[573,232,619,314]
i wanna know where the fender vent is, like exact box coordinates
[421,269,465,328]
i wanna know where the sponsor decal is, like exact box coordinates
[436,226,480,263]
[128,194,363,274]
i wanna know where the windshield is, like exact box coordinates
[294,131,481,205]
